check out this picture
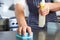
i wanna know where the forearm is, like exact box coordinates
[49,2,60,11]
[15,4,27,27]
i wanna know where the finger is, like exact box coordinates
[16,28,18,32]
[37,3,40,8]
[39,9,43,16]
[43,10,49,16]
[37,5,40,8]
[38,9,41,15]
[44,7,49,15]
[18,27,22,35]
[41,8,49,16]
[27,27,32,35]
[42,11,49,16]
[22,27,26,36]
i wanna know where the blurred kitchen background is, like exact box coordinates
[0,0,60,31]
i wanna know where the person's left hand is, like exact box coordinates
[38,3,50,16]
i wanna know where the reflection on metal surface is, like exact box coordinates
[55,32,60,40]
[33,29,46,40]
[47,22,58,35]
[38,31,46,40]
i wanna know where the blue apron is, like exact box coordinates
[26,0,57,29]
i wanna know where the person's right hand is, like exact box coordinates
[17,25,32,36]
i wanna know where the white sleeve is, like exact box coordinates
[14,0,26,7]
[53,0,60,16]
[53,0,60,2]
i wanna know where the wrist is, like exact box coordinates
[48,2,60,11]
[47,3,53,11]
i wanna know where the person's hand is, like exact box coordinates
[17,25,32,36]
[38,3,50,16]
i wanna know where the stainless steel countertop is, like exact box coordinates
[0,22,60,40]
[0,30,60,40]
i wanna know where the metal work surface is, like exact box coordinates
[0,22,60,40]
